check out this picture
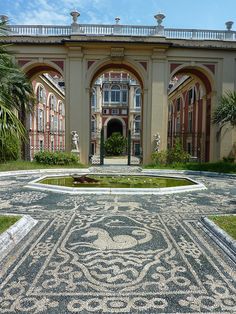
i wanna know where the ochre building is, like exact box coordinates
[2,13,236,164]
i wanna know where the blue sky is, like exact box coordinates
[1,0,236,30]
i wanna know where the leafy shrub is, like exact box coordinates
[151,140,190,165]
[34,151,78,165]
[104,132,127,156]
[167,140,190,164]
[151,151,167,165]
[0,134,20,162]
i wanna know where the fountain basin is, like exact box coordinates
[26,172,206,195]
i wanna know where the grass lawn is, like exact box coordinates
[145,161,236,173]
[0,160,86,172]
[209,215,236,240]
[0,216,20,234]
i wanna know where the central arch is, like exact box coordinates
[87,59,147,164]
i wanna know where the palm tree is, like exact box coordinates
[212,91,236,127]
[0,21,35,160]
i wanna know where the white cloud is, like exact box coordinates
[17,10,68,25]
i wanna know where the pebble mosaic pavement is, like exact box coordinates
[0,170,236,313]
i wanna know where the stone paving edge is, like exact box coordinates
[200,216,236,263]
[0,167,235,178]
[0,213,38,262]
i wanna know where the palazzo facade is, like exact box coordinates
[168,76,209,161]
[28,73,65,160]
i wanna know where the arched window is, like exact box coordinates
[37,85,46,104]
[111,85,120,103]
[58,102,65,115]
[135,88,141,108]
[91,88,96,107]
[134,115,141,134]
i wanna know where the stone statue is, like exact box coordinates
[154,133,161,152]
[71,131,80,152]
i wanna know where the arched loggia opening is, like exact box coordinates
[107,118,123,138]
[21,63,66,161]
[89,64,144,164]
[168,65,214,162]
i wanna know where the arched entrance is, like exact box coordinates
[169,64,215,162]
[107,118,123,138]
[21,62,66,161]
[88,62,145,165]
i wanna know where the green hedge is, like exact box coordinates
[34,151,78,165]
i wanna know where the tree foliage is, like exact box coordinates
[104,132,127,156]
[0,21,35,160]
[212,91,236,127]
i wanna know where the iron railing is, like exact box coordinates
[7,24,236,41]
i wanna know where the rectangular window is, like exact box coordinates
[50,115,54,132]
[54,116,57,131]
[176,117,180,133]
[111,109,119,115]
[134,143,141,156]
[91,143,95,155]
[91,120,96,132]
[122,91,127,103]
[103,109,109,115]
[135,95,141,107]
[134,121,141,133]
[187,142,192,155]
[104,91,109,103]
[121,109,127,115]
[111,91,120,102]
[39,140,43,152]
[38,109,44,132]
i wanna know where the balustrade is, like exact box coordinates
[7,24,236,41]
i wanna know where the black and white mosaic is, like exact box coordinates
[0,172,236,313]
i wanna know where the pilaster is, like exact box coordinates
[147,49,168,162]
[65,46,89,164]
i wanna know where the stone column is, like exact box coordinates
[65,46,90,164]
